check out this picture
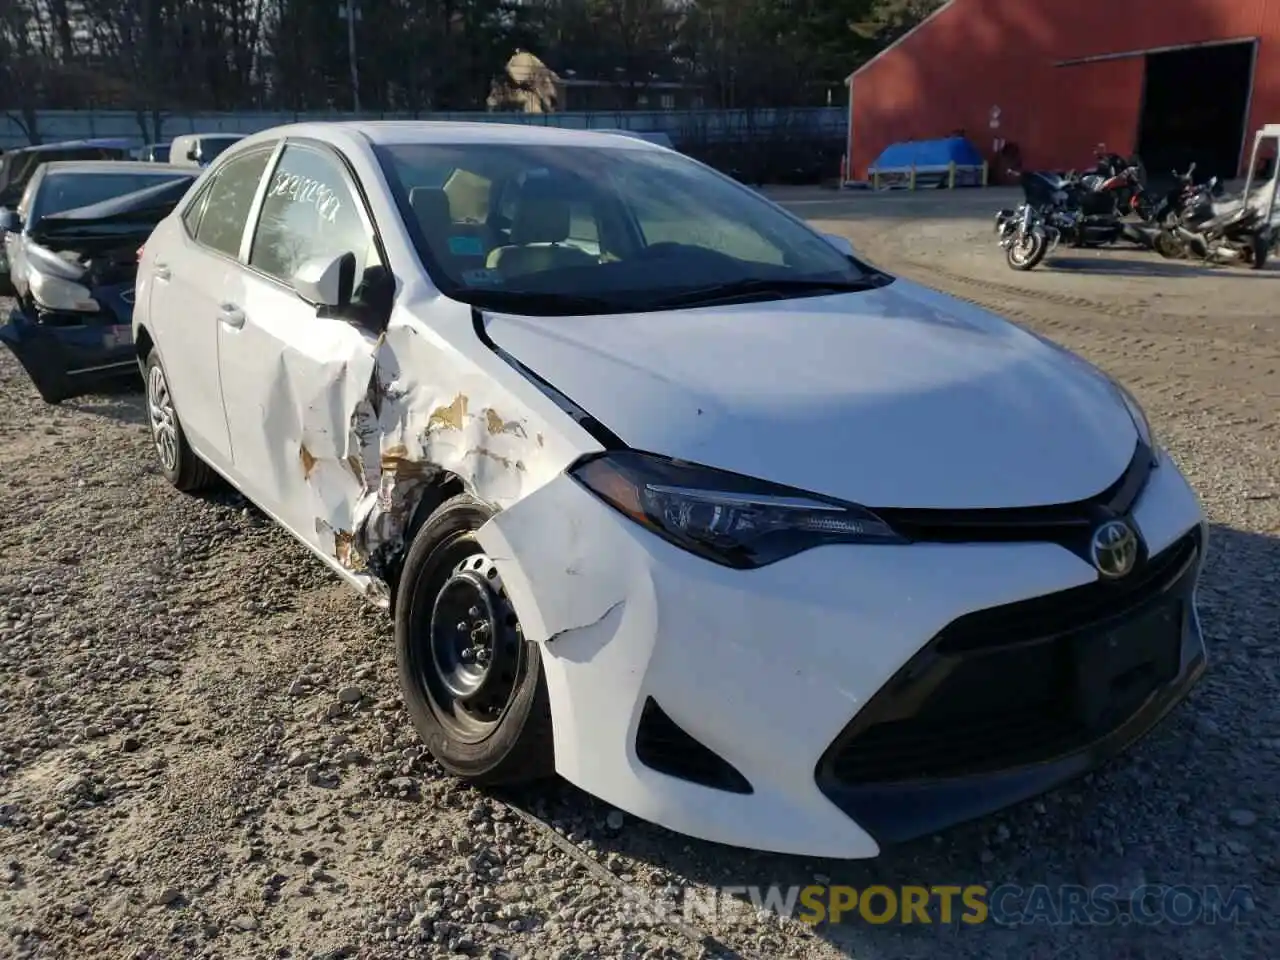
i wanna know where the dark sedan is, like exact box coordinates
[0,162,195,403]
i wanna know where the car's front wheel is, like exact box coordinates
[395,492,554,785]
[144,349,215,492]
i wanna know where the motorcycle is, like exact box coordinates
[1084,147,1152,219]
[1126,163,1214,251]
[996,200,1054,270]
[994,164,1151,269]
[1143,126,1279,268]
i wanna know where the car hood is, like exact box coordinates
[479,278,1139,509]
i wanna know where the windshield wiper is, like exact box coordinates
[642,275,890,310]
[462,288,623,316]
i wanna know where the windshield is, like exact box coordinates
[199,137,242,163]
[375,141,881,314]
[30,172,192,224]
[0,147,128,205]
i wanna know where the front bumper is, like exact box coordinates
[479,447,1207,859]
[0,298,137,402]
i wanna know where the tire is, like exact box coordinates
[144,349,216,492]
[1153,229,1183,260]
[395,492,555,785]
[33,381,67,405]
[1248,233,1269,270]
[1006,229,1048,270]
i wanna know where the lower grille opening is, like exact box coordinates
[635,697,752,794]
[819,529,1199,787]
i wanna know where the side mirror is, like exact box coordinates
[186,146,199,161]
[823,233,855,257]
[293,251,356,309]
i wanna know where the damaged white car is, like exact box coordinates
[133,122,1209,859]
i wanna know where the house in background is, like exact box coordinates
[487,50,704,113]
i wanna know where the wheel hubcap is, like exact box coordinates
[147,364,178,472]
[422,552,524,736]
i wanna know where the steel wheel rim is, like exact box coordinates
[411,536,526,744]
[147,364,178,472]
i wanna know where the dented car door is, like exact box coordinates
[219,139,385,562]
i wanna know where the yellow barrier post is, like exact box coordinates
[872,169,880,190]
[981,161,989,186]
[948,161,956,189]
[909,164,916,190]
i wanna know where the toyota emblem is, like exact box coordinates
[1090,519,1139,579]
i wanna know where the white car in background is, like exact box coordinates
[132,122,1208,858]
[169,132,245,168]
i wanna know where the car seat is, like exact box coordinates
[408,186,494,275]
[485,177,597,279]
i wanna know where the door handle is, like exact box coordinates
[153,262,170,281]
[218,303,245,329]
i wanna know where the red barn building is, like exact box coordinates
[846,0,1280,183]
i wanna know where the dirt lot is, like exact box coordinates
[1,187,1277,960]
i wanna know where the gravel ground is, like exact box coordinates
[1,190,1277,960]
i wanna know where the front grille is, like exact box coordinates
[871,440,1155,565]
[818,528,1199,787]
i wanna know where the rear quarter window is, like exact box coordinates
[192,147,274,258]
[181,180,213,236]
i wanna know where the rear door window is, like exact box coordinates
[193,146,274,258]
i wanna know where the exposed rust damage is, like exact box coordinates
[334,530,356,568]
[428,393,468,432]
[485,408,529,438]
[294,318,571,595]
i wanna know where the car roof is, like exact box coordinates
[173,132,243,141]
[599,129,673,144]
[16,138,134,154]
[231,120,664,152]
[37,160,194,175]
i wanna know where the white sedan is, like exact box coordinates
[132,122,1209,858]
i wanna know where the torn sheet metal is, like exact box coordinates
[476,474,639,647]
[291,302,585,593]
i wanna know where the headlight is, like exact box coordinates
[29,268,99,313]
[569,451,906,569]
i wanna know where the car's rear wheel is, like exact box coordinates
[145,350,215,492]
[395,492,554,785]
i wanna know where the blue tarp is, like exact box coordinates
[869,136,984,171]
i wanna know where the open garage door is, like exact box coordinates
[1138,41,1256,183]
